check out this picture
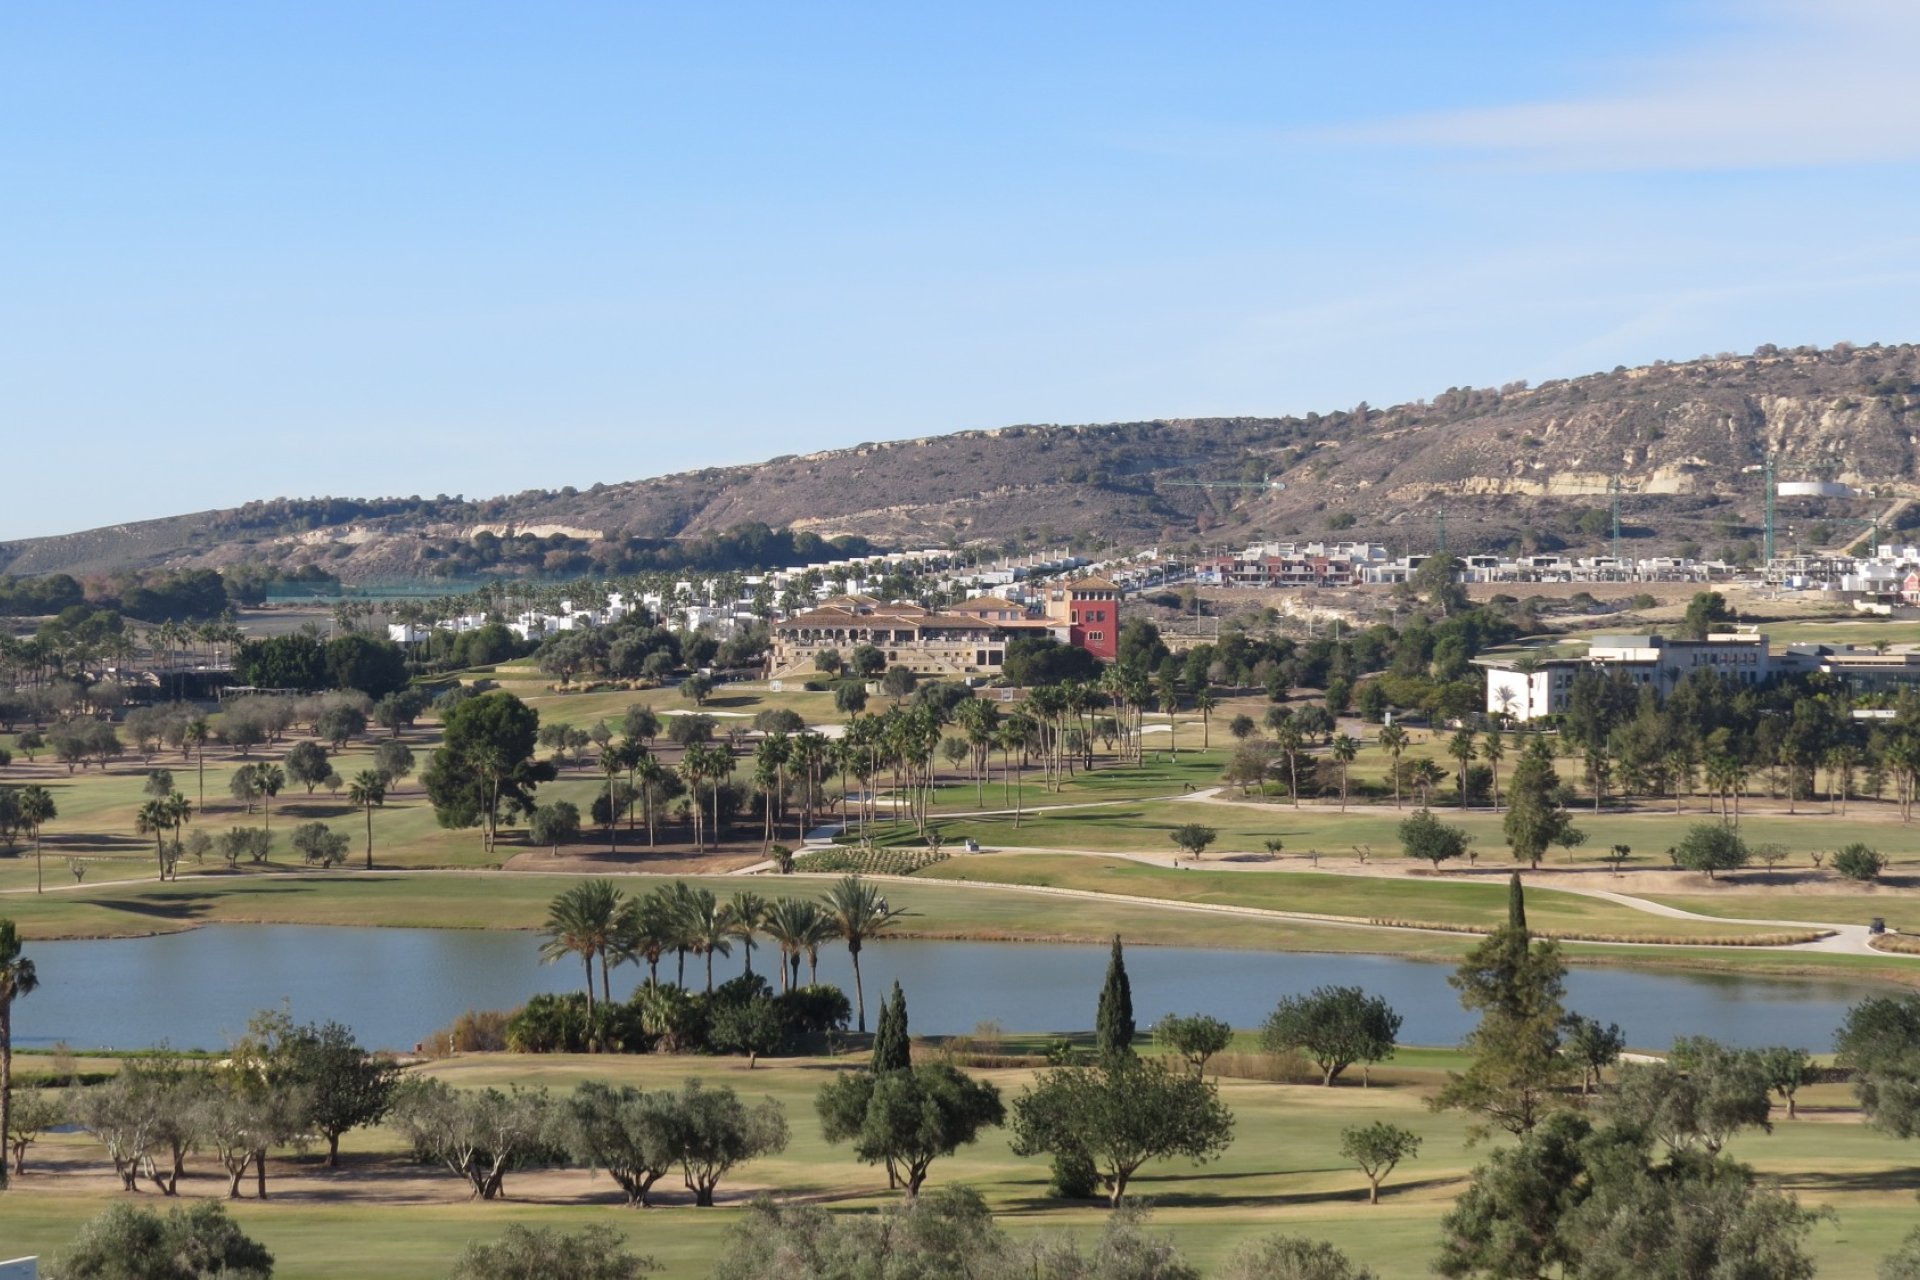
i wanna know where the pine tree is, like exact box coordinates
[1436,875,1575,1135]
[1095,935,1135,1063]
[870,982,911,1073]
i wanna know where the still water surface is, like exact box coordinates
[18,925,1881,1052]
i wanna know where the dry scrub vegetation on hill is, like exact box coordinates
[8,342,1920,580]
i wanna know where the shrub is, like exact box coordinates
[774,985,853,1040]
[798,846,948,875]
[1833,843,1888,883]
[1673,823,1749,879]
[423,1008,512,1057]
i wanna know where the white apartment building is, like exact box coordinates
[1475,632,1772,723]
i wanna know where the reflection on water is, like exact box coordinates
[18,925,1883,1052]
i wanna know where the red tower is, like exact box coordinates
[1047,576,1121,662]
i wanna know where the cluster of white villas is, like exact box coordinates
[383,549,1113,646]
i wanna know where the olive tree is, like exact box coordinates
[671,1078,790,1206]
[1152,1013,1234,1077]
[1261,987,1403,1086]
[450,1225,658,1280]
[557,1081,682,1207]
[815,1063,1005,1197]
[1010,1056,1234,1206]
[388,1079,556,1201]
[1339,1122,1422,1205]
[50,1201,273,1279]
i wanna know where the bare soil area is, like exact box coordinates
[500,844,765,876]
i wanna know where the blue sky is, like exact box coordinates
[5,1,1918,540]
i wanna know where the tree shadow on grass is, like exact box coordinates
[79,892,222,922]
[1138,1171,1464,1210]
[1773,1166,1920,1195]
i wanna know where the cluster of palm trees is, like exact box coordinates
[134,789,194,882]
[539,874,906,1040]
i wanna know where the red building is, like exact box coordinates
[1046,576,1122,662]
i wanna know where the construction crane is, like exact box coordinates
[1609,474,1623,570]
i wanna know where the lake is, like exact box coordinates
[15,925,1882,1053]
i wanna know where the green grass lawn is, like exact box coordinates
[896,792,1920,873]
[914,853,1789,941]
[3,1051,1915,1278]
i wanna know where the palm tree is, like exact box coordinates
[1330,734,1358,811]
[683,888,734,992]
[1193,689,1217,749]
[538,880,625,1032]
[1482,730,1506,811]
[797,907,839,987]
[626,891,680,986]
[162,792,192,874]
[348,770,386,870]
[677,750,707,850]
[183,717,210,809]
[136,799,171,881]
[0,919,37,1191]
[1274,722,1305,808]
[1379,724,1409,808]
[600,741,628,853]
[727,890,770,978]
[632,752,666,847]
[1448,730,1477,810]
[762,897,826,993]
[253,764,285,837]
[17,786,54,895]
[823,875,906,1033]
[1409,758,1445,808]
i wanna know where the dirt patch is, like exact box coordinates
[8,1142,782,1208]
[500,846,764,876]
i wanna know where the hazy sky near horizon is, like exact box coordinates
[6,1,1919,541]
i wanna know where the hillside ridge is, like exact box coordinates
[6,342,1917,581]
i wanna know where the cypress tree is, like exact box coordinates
[870,981,911,1073]
[1095,935,1135,1062]
[1507,872,1527,933]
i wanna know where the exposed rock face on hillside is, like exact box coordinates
[6,343,1918,580]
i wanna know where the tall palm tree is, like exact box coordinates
[162,791,193,875]
[17,786,55,895]
[1448,730,1478,810]
[727,890,770,978]
[0,920,37,1191]
[136,799,171,881]
[1274,722,1305,809]
[347,771,386,870]
[683,887,734,992]
[253,763,285,837]
[1193,689,1217,750]
[1482,730,1506,812]
[632,752,666,847]
[762,897,825,993]
[1409,758,1445,808]
[538,879,625,1033]
[823,875,906,1033]
[677,749,707,850]
[627,891,680,986]
[599,741,630,854]
[1378,724,1409,808]
[183,717,210,809]
[1330,734,1359,811]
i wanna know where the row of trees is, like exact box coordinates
[538,877,906,1036]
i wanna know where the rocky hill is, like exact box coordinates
[6,342,1918,582]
